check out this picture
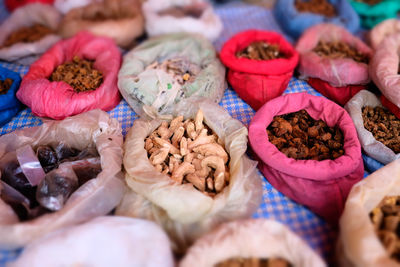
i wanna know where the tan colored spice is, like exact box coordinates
[2,24,53,48]
[236,41,284,60]
[295,0,336,17]
[312,40,369,64]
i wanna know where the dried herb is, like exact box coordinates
[2,24,53,48]
[313,40,369,64]
[236,41,284,60]
[295,0,336,17]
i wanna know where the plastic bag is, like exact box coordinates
[5,0,54,12]
[118,33,226,118]
[248,93,364,224]
[116,99,263,253]
[338,159,400,267]
[219,30,299,110]
[143,0,223,42]
[180,219,326,267]
[273,0,359,39]
[369,19,400,49]
[0,109,125,249]
[17,31,121,120]
[59,0,144,48]
[54,0,101,14]
[9,216,174,267]
[0,3,62,65]
[0,66,21,127]
[349,0,400,29]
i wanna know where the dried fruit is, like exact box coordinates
[362,106,400,153]
[0,78,13,95]
[354,0,382,4]
[267,109,344,160]
[50,56,103,93]
[158,5,204,18]
[2,24,53,48]
[236,41,284,60]
[216,258,292,267]
[295,0,336,17]
[313,40,369,64]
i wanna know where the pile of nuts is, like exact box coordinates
[267,110,345,160]
[145,110,230,197]
[0,78,13,95]
[370,196,400,261]
[50,56,103,93]
[362,106,400,153]
[158,5,204,18]
[2,24,53,48]
[216,258,292,267]
[295,0,336,17]
[354,0,382,4]
[236,41,284,60]
[312,41,369,64]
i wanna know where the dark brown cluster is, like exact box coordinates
[267,110,345,160]
[295,0,336,17]
[354,0,382,4]
[50,56,103,93]
[312,40,369,64]
[362,106,400,153]
[0,78,13,95]
[158,5,204,18]
[370,196,400,262]
[236,41,284,60]
[2,24,53,48]
[216,258,292,267]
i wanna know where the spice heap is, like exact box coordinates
[236,41,284,60]
[216,258,292,267]
[370,196,400,261]
[313,41,369,64]
[2,24,53,48]
[158,5,204,18]
[145,58,199,85]
[0,78,13,95]
[354,0,382,4]
[145,110,230,197]
[295,0,336,17]
[267,110,344,160]
[362,106,400,153]
[50,56,103,93]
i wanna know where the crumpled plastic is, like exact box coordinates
[273,0,359,39]
[0,66,21,127]
[8,216,174,267]
[180,219,326,267]
[248,93,364,224]
[0,109,125,249]
[17,31,121,120]
[118,33,226,119]
[54,0,101,14]
[59,0,144,48]
[143,0,223,42]
[0,3,62,65]
[116,98,263,253]
[5,0,54,12]
[369,19,400,49]
[338,159,400,267]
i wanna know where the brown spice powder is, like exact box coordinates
[295,0,336,17]
[2,24,53,48]
[216,258,292,267]
[0,78,13,95]
[236,41,284,60]
[313,40,369,64]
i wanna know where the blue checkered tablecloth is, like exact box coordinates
[0,1,373,266]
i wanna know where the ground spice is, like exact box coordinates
[354,0,383,4]
[2,24,53,48]
[0,78,13,95]
[312,40,369,64]
[158,5,204,18]
[295,0,336,17]
[216,258,292,267]
[236,41,284,60]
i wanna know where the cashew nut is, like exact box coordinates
[186,122,197,139]
[150,147,169,165]
[171,162,195,184]
[172,126,185,147]
[184,152,194,163]
[169,115,184,132]
[154,137,180,154]
[193,143,229,164]
[180,137,188,156]
[195,109,204,133]
[201,156,225,181]
[206,177,214,191]
[188,129,216,149]
[145,138,153,151]
[157,122,171,139]
[186,173,205,191]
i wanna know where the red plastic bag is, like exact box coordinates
[17,31,121,120]
[380,94,400,119]
[248,93,364,224]
[220,30,299,111]
[5,0,54,11]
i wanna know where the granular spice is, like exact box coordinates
[362,106,400,153]
[0,78,13,95]
[2,24,53,48]
[354,0,383,4]
[216,258,292,267]
[236,41,284,60]
[295,0,336,17]
[313,40,369,64]
[267,109,345,160]
[50,56,103,93]
[158,5,204,18]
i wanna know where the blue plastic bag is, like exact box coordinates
[0,66,21,127]
[362,154,384,173]
[273,0,360,39]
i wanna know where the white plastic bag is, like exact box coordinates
[54,0,101,14]
[0,3,62,64]
[143,0,223,42]
[0,109,125,249]
[180,219,326,267]
[116,99,263,252]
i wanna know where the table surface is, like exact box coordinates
[0,1,375,265]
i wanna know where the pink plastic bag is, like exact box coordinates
[369,19,400,49]
[17,31,121,120]
[248,93,364,224]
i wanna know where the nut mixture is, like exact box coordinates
[267,110,345,160]
[362,106,400,153]
[158,5,204,18]
[50,56,103,93]
[145,110,230,197]
[2,24,53,48]
[312,40,369,64]
[370,196,400,261]
[354,0,382,4]
[216,258,292,267]
[295,0,336,17]
[236,41,284,60]
[0,78,13,95]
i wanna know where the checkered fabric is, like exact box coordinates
[0,1,372,265]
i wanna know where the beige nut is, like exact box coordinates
[184,152,195,163]
[154,137,180,154]
[188,129,216,149]
[145,138,153,151]
[171,162,195,184]
[172,126,185,147]
[180,137,188,156]
[155,164,163,172]
[157,122,171,139]
[150,147,169,165]
[186,122,197,139]
[169,156,181,173]
[195,109,204,133]
[201,156,225,187]
[206,177,214,191]
[169,115,184,132]
[186,173,206,191]
[193,143,229,164]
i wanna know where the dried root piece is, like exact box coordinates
[0,78,13,95]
